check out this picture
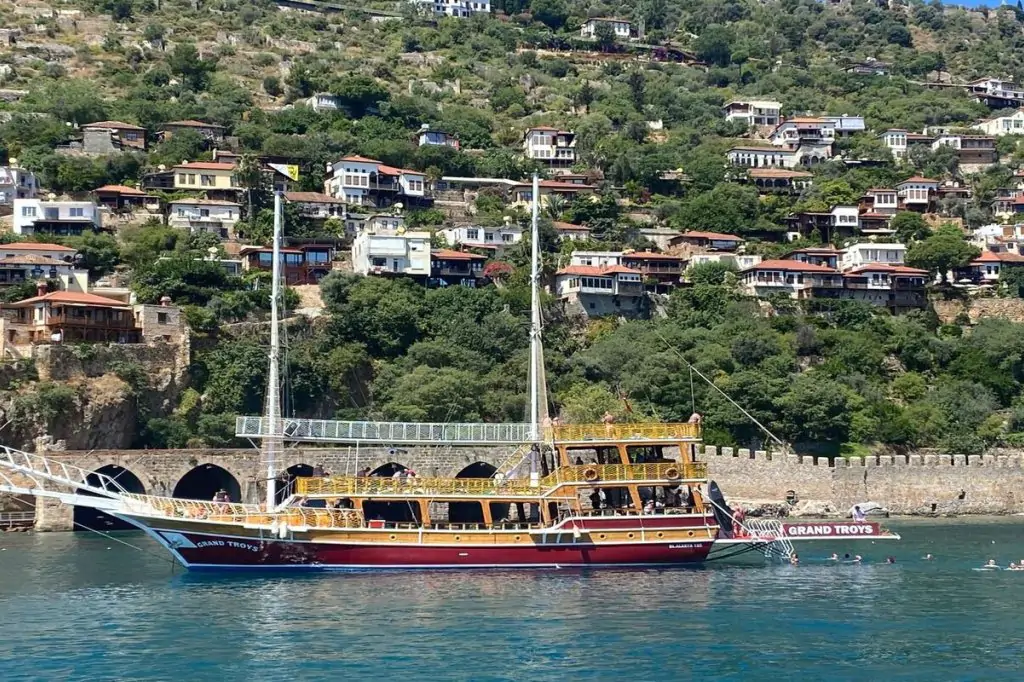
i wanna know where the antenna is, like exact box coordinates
[263,192,283,510]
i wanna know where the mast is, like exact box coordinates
[529,173,541,442]
[263,191,283,510]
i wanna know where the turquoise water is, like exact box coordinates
[0,520,1022,681]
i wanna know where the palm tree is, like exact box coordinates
[544,193,567,221]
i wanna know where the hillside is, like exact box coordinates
[1,0,1024,457]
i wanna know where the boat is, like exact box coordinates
[0,181,899,570]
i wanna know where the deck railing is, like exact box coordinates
[546,423,701,442]
[121,493,364,529]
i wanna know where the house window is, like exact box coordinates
[157,312,168,324]
[124,131,138,141]
[201,175,214,187]
[21,206,35,217]
[187,174,196,185]
[177,174,186,185]
[502,233,514,243]
[200,209,210,217]
[371,257,386,267]
[484,232,494,242]
[466,229,479,240]
[69,207,84,218]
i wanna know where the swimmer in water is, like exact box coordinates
[853,555,862,564]
[828,553,839,561]
[985,559,999,569]
[790,552,799,565]
[886,556,895,564]
[924,554,934,560]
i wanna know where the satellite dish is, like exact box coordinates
[158,164,166,171]
[8,157,17,166]
[397,226,406,234]
[394,202,404,211]
[47,192,56,201]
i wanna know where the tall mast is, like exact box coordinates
[529,173,541,442]
[263,191,283,510]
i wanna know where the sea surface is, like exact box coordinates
[0,519,1022,681]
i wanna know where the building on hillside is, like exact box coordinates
[745,168,813,193]
[860,188,899,215]
[673,231,744,251]
[0,286,181,348]
[416,126,460,149]
[0,242,83,290]
[430,249,487,288]
[0,164,37,205]
[510,180,595,208]
[784,205,859,242]
[896,176,940,213]
[554,264,647,319]
[81,120,146,152]
[839,264,929,313]
[722,100,782,128]
[620,252,685,292]
[351,227,431,279]
[991,190,1023,217]
[240,244,333,285]
[823,115,866,138]
[955,249,1024,284]
[580,17,634,40]
[768,117,836,160]
[687,253,762,273]
[638,227,683,251]
[568,251,623,267]
[783,246,840,269]
[839,243,906,271]
[879,129,935,160]
[324,155,431,209]
[167,199,241,238]
[967,77,1024,108]
[932,134,997,167]
[844,60,890,76]
[172,161,238,196]
[284,192,346,220]
[973,109,1024,136]
[418,0,491,17]
[160,120,226,142]
[439,223,523,252]
[727,145,798,169]
[738,260,844,300]
[553,221,591,241]
[522,127,576,167]
[13,199,103,236]
[92,185,161,213]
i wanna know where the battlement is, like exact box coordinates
[699,445,1024,469]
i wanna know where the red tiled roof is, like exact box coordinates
[972,250,1024,264]
[622,251,684,261]
[83,120,144,130]
[679,231,743,242]
[173,162,236,171]
[743,259,839,273]
[557,265,641,276]
[526,126,561,131]
[899,176,939,184]
[7,291,130,308]
[285,192,343,204]
[93,184,146,195]
[845,264,929,276]
[553,221,590,231]
[729,145,791,153]
[339,155,382,164]
[163,119,225,129]
[432,249,487,261]
[0,254,72,266]
[377,164,424,177]
[784,117,827,124]
[0,242,76,253]
[1012,195,1024,205]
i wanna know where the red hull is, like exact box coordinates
[143,527,713,570]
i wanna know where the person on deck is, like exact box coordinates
[687,412,703,425]
[852,505,867,523]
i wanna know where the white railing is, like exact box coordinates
[0,510,34,526]
[0,445,127,498]
[235,417,535,444]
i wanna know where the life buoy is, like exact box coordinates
[582,466,600,482]
[664,467,681,481]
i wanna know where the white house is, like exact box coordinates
[554,264,645,318]
[417,126,460,149]
[973,109,1024,136]
[863,188,898,214]
[569,250,623,267]
[440,224,523,251]
[419,0,490,17]
[839,243,907,271]
[769,117,836,148]
[880,129,908,159]
[324,156,426,207]
[284,191,346,219]
[831,205,860,232]
[897,176,939,211]
[13,199,103,236]
[306,93,343,113]
[553,221,591,241]
[0,164,37,205]
[723,100,782,128]
[968,77,1024,106]
[0,242,84,290]
[351,228,431,278]
[823,115,866,137]
[167,198,241,238]
[738,260,844,300]
[523,127,576,167]
[727,146,798,169]
[580,17,633,40]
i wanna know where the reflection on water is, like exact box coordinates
[1,520,1024,681]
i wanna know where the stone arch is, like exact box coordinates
[449,461,507,524]
[363,462,416,524]
[277,463,313,505]
[369,462,408,478]
[74,464,146,532]
[173,463,242,502]
[160,455,250,499]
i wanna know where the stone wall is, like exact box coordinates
[700,446,1024,515]
[932,297,1024,325]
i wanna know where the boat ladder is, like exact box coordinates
[492,443,534,482]
[741,519,795,561]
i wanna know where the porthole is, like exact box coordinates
[514,535,521,541]
[598,533,607,540]
[687,531,695,537]
[627,532,635,539]
[454,535,461,541]
[656,532,664,539]
[389,534,397,540]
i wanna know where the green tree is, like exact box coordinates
[890,212,931,244]
[66,232,120,280]
[905,224,980,282]
[531,0,568,30]
[593,22,617,51]
[694,24,733,67]
[167,43,217,91]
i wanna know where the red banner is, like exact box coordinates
[781,522,880,538]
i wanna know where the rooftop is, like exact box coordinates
[83,120,145,130]
[432,249,488,261]
[163,119,225,129]
[338,155,382,164]
[173,161,236,171]
[557,264,641,276]
[5,290,130,308]
[743,259,839,274]
[553,221,590,231]
[678,231,743,242]
[899,176,940,185]
[0,242,76,253]
[972,250,1024,263]
[168,198,241,206]
[93,184,146,195]
[747,168,813,179]
[622,251,684,261]
[845,264,929,275]
[285,191,344,204]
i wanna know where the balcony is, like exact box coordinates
[33,313,134,330]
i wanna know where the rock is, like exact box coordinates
[789,499,842,517]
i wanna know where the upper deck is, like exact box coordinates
[234,417,701,446]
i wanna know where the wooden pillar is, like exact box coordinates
[481,501,493,526]
[419,499,431,526]
[556,445,569,467]
[627,484,642,510]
